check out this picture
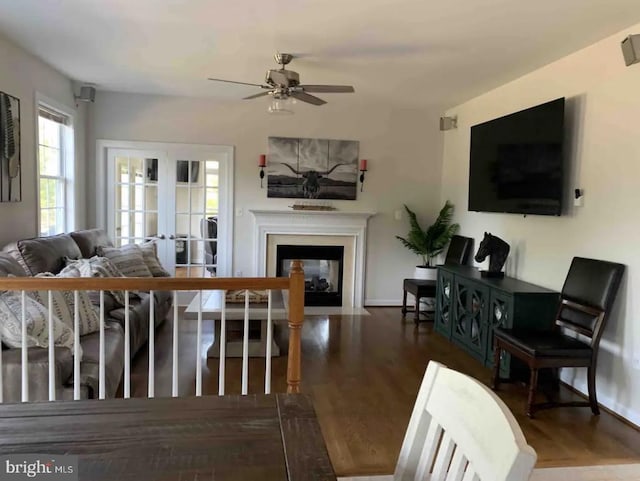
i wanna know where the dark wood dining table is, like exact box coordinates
[0,394,336,481]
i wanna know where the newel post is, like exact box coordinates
[287,259,305,393]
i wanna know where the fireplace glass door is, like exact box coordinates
[276,245,344,306]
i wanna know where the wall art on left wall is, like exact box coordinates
[0,91,21,202]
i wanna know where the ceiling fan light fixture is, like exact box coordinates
[268,98,294,115]
[208,52,354,107]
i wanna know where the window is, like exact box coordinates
[38,104,74,236]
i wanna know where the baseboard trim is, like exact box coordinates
[560,380,640,430]
[364,299,402,307]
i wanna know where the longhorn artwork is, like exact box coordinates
[267,136,359,200]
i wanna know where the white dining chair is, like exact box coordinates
[345,361,536,481]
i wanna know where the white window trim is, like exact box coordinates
[35,92,77,235]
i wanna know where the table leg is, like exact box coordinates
[401,290,408,317]
[207,319,281,358]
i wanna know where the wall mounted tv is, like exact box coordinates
[468,97,565,216]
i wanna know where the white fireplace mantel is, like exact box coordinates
[250,209,376,308]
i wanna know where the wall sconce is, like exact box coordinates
[359,159,368,192]
[259,154,266,188]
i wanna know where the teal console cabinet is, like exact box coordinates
[435,265,559,377]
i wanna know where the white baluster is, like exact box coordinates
[242,289,249,395]
[196,291,203,396]
[218,291,226,396]
[99,291,105,400]
[21,291,28,402]
[148,290,155,398]
[265,289,273,394]
[124,290,130,398]
[48,291,55,401]
[73,291,80,401]
[172,291,179,397]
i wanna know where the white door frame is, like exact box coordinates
[96,140,234,276]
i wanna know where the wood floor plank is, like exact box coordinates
[129,307,640,477]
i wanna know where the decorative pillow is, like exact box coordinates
[58,263,82,278]
[96,244,153,278]
[0,291,78,354]
[65,256,127,306]
[30,273,101,336]
[139,242,170,277]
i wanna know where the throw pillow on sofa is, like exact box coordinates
[97,244,153,278]
[0,291,77,353]
[30,272,101,336]
[65,256,128,306]
[139,241,171,277]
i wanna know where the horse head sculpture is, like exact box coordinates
[279,162,347,199]
[474,232,510,277]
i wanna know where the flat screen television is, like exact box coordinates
[468,98,565,216]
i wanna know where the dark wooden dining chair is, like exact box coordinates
[402,235,473,323]
[492,257,625,417]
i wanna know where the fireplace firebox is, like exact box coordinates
[276,245,344,306]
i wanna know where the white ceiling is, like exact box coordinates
[1,0,639,109]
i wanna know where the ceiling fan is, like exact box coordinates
[208,53,355,106]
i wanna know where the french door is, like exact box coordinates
[102,142,233,280]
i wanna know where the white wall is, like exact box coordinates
[0,33,87,246]
[88,93,445,303]
[441,22,640,424]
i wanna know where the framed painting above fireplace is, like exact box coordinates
[267,136,359,200]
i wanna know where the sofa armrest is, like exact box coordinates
[1,346,74,403]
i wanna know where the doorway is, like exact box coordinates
[98,141,234,282]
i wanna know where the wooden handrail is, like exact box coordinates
[0,266,305,399]
[0,277,291,291]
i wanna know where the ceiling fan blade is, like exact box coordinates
[299,85,355,93]
[208,78,269,88]
[290,91,327,106]
[243,91,271,100]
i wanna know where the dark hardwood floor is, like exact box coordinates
[129,307,640,477]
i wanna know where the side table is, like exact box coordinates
[402,278,437,323]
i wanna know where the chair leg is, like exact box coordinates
[587,366,600,416]
[550,367,560,393]
[527,368,539,418]
[491,345,501,390]
[401,290,408,317]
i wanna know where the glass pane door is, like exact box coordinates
[105,142,233,291]
[114,155,159,247]
[174,159,219,278]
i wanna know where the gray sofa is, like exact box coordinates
[0,229,172,402]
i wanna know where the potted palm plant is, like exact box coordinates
[396,201,459,280]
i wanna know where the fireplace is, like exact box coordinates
[276,245,344,306]
[251,209,376,308]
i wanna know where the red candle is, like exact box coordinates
[360,159,367,171]
[259,154,267,167]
